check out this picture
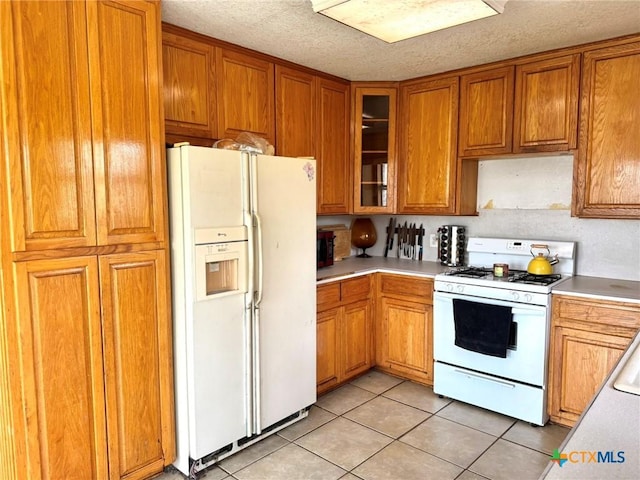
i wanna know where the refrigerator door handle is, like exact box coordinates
[252,304,262,435]
[254,211,264,306]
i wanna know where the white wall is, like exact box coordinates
[318,155,640,281]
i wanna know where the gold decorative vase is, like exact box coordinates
[350,217,377,258]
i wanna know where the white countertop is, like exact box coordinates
[552,276,640,304]
[541,331,640,479]
[316,257,449,284]
[318,258,640,304]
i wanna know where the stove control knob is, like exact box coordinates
[524,293,533,303]
[456,285,464,293]
[444,283,454,292]
[511,291,520,301]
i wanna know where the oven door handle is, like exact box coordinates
[453,369,516,389]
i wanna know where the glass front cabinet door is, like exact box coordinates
[352,85,397,213]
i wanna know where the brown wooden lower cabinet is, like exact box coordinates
[10,251,174,480]
[316,275,372,394]
[376,274,434,385]
[548,294,640,427]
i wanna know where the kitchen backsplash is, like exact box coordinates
[318,156,640,281]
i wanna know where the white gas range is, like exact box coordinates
[433,237,576,426]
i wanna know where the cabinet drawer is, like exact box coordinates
[379,274,433,302]
[317,282,341,311]
[553,295,640,332]
[341,275,371,303]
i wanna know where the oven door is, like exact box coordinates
[433,291,549,386]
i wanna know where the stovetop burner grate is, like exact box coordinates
[444,267,563,286]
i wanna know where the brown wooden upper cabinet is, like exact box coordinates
[162,29,217,139]
[573,40,640,219]
[459,66,515,157]
[514,54,580,153]
[459,55,580,158]
[275,65,316,157]
[1,0,166,252]
[352,84,397,214]
[398,76,475,215]
[216,48,275,145]
[275,68,351,214]
[316,78,352,214]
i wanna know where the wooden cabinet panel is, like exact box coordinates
[216,48,275,145]
[398,77,460,214]
[88,0,166,247]
[381,297,432,382]
[1,0,97,251]
[514,54,580,152]
[342,299,372,380]
[379,274,432,301]
[317,308,339,394]
[275,65,315,157]
[99,251,173,479]
[162,30,217,138]
[340,275,371,303]
[574,41,640,218]
[376,274,434,385]
[14,257,108,480]
[548,295,640,427]
[459,66,515,157]
[316,275,373,393]
[317,78,351,214]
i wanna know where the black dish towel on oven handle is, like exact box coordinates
[452,299,513,358]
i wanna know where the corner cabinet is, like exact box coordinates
[397,76,477,215]
[352,84,397,214]
[316,276,373,394]
[376,274,434,385]
[573,40,640,218]
[548,295,640,427]
[0,1,175,479]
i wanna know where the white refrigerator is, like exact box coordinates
[167,145,317,475]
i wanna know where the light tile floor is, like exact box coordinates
[156,370,569,480]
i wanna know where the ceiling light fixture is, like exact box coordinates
[311,0,509,43]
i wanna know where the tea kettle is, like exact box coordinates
[527,244,559,275]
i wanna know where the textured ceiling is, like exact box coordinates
[162,0,640,81]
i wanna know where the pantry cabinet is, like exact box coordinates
[573,40,640,219]
[376,274,434,385]
[0,1,174,478]
[548,295,640,427]
[216,48,275,145]
[2,0,166,253]
[458,66,515,157]
[513,54,580,153]
[398,76,477,215]
[352,84,398,214]
[316,276,373,394]
[162,28,217,139]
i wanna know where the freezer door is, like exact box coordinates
[169,146,246,229]
[252,155,317,430]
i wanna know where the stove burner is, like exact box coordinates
[511,273,562,286]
